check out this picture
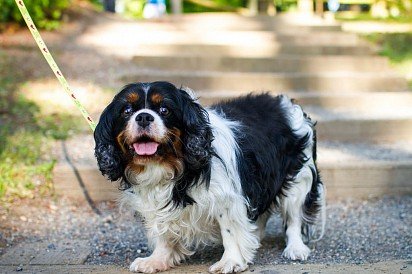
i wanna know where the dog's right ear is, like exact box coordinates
[94,103,124,181]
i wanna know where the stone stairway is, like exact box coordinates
[54,13,412,202]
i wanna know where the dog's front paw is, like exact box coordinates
[209,257,248,273]
[129,257,171,273]
[282,242,311,261]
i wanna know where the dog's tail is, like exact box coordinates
[301,171,326,243]
[301,127,326,243]
[311,181,326,242]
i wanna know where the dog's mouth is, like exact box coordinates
[130,136,160,156]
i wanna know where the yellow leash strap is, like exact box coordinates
[14,0,97,132]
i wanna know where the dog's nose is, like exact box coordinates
[136,112,154,128]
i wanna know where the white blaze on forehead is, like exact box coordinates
[140,83,151,108]
[126,108,167,140]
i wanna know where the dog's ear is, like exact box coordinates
[170,89,214,207]
[180,90,214,172]
[94,103,124,181]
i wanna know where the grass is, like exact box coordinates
[364,33,412,62]
[363,32,412,89]
[0,52,84,203]
[334,11,412,89]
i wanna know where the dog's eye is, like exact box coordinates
[123,106,133,116]
[159,107,169,116]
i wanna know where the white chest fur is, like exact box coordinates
[120,171,222,251]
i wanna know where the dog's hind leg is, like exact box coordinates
[255,211,271,242]
[280,163,314,261]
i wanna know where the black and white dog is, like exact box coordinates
[94,81,325,273]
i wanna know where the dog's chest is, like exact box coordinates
[123,184,221,246]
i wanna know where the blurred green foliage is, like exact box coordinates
[0,52,83,201]
[0,86,83,200]
[274,0,298,12]
[123,0,146,18]
[184,0,244,12]
[364,32,412,89]
[365,32,412,62]
[0,0,70,30]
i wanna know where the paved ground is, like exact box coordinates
[0,195,411,273]
[0,260,410,273]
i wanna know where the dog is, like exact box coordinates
[94,81,326,273]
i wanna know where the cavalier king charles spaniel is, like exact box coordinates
[94,81,325,273]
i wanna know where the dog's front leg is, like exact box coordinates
[209,203,260,273]
[130,237,184,273]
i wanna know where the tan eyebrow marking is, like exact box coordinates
[127,93,139,103]
[151,93,163,104]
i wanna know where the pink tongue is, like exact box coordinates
[133,142,159,155]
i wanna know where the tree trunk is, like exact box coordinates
[315,0,323,15]
[267,0,276,16]
[171,0,182,14]
[248,0,258,15]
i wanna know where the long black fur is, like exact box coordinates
[211,93,321,221]
[94,102,126,182]
[172,87,214,207]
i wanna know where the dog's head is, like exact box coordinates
[94,81,213,203]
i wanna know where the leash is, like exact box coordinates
[14,0,96,132]
[15,1,101,214]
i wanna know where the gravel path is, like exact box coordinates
[1,196,410,268]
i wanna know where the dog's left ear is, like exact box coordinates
[94,103,125,181]
[171,89,214,206]
[180,90,214,172]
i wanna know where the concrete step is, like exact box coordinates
[108,44,375,58]
[319,141,412,199]
[314,114,412,143]
[143,23,342,32]
[82,29,362,46]
[132,55,390,73]
[87,14,342,33]
[157,13,343,31]
[121,70,408,93]
[52,136,412,202]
